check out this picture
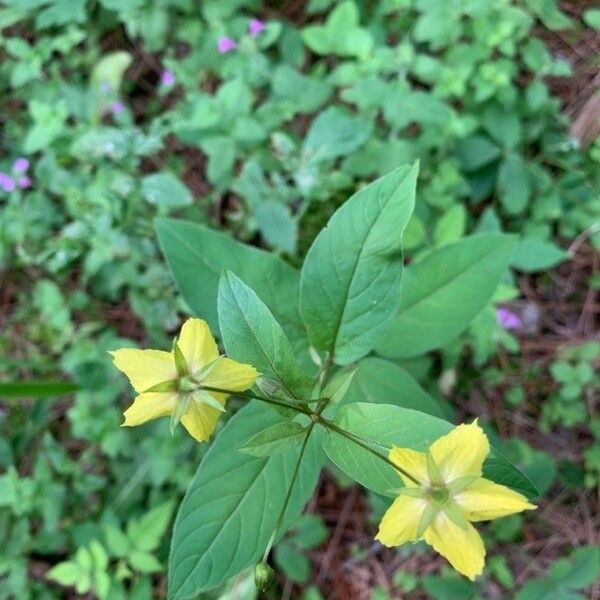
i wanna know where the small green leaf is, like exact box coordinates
[321,367,357,404]
[218,271,312,401]
[47,561,82,586]
[141,173,192,209]
[511,238,568,272]
[239,422,308,457]
[129,550,163,573]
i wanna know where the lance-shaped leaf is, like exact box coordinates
[300,164,418,365]
[376,233,517,359]
[168,402,324,599]
[218,271,313,401]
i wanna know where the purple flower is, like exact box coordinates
[0,173,16,193]
[497,308,522,330]
[101,81,112,93]
[161,70,175,87]
[18,176,31,189]
[217,36,237,54]
[13,157,29,173]
[110,101,125,115]
[249,18,265,38]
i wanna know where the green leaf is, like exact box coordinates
[0,380,78,398]
[47,561,82,586]
[511,238,568,272]
[168,402,323,599]
[321,367,357,404]
[343,357,442,416]
[90,51,132,92]
[377,233,517,359]
[584,9,600,30]
[239,422,308,457]
[155,218,306,353]
[129,550,163,573]
[127,501,175,552]
[497,154,531,215]
[433,204,466,247]
[300,164,418,365]
[218,271,312,400]
[301,1,373,58]
[455,135,501,172]
[323,403,537,499]
[141,173,192,209]
[255,202,297,254]
[302,107,372,164]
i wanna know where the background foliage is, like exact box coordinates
[1,0,599,598]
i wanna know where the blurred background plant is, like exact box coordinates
[0,0,599,598]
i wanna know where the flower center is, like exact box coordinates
[178,376,199,393]
[428,486,449,505]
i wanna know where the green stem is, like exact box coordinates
[262,421,316,562]
[202,385,421,486]
[200,385,313,416]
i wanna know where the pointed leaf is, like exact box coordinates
[300,164,417,365]
[377,233,517,359]
[218,271,312,401]
[168,403,324,599]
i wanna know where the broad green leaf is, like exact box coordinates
[239,422,308,457]
[302,106,372,164]
[511,238,568,272]
[155,218,306,353]
[0,380,78,398]
[377,233,517,359]
[168,402,323,599]
[141,173,192,209]
[343,357,442,416]
[218,271,312,400]
[323,403,537,499]
[300,164,418,365]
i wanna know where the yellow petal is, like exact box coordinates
[454,478,536,522]
[202,357,258,392]
[180,394,226,442]
[423,511,486,581]
[178,318,219,374]
[122,392,177,426]
[429,421,490,483]
[389,447,429,487]
[110,349,177,393]
[375,495,428,546]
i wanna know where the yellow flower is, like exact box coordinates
[376,421,536,580]
[110,318,258,442]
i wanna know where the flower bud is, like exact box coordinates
[254,561,274,591]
